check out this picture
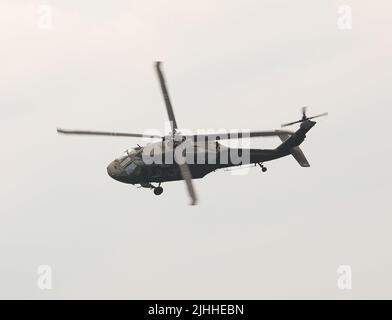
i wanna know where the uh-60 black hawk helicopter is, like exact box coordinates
[57,62,327,205]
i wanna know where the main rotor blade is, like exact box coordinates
[155,61,178,132]
[307,112,328,120]
[178,162,198,206]
[185,130,294,141]
[57,128,162,139]
[173,149,198,205]
[250,130,294,137]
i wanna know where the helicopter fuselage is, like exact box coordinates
[106,140,289,186]
[106,120,316,187]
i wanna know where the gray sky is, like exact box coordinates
[1,0,392,299]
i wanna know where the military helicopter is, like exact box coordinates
[57,62,327,205]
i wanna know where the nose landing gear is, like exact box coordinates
[258,163,267,172]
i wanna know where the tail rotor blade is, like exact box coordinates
[281,120,303,127]
[307,112,328,120]
[281,108,328,127]
[301,106,307,119]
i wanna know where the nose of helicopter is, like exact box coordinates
[107,160,121,180]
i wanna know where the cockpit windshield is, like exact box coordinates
[116,147,144,172]
[117,147,142,160]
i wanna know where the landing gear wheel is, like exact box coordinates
[258,163,267,172]
[154,186,163,195]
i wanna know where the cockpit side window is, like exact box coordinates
[126,160,143,175]
[120,157,132,168]
[117,147,144,168]
[125,162,137,175]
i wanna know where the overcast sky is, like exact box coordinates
[1,0,392,299]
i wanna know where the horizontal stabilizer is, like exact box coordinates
[290,146,310,167]
[278,134,310,167]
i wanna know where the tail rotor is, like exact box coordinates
[281,106,328,127]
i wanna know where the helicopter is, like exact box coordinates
[57,62,327,205]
